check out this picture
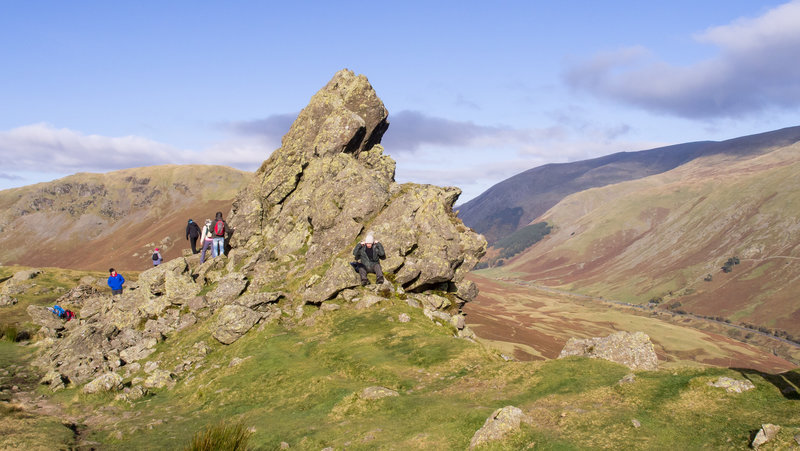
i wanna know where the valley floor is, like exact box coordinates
[464,272,799,373]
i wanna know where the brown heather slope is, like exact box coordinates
[0,165,250,271]
[500,139,800,337]
[463,273,796,373]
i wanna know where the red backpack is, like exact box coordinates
[213,220,226,237]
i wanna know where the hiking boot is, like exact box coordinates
[361,280,369,286]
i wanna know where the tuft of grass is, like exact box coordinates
[184,421,252,451]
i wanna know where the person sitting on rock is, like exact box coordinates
[352,231,386,286]
[107,268,125,295]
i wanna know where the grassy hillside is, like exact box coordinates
[458,126,800,244]
[503,140,800,338]
[0,165,250,271]
[1,266,798,450]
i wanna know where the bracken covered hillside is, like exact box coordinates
[0,165,249,270]
[504,136,800,337]
[458,126,800,244]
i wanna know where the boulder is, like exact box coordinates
[236,291,284,310]
[355,294,383,310]
[55,284,97,306]
[212,304,262,344]
[360,386,399,400]
[207,274,248,307]
[83,372,123,394]
[302,259,360,304]
[469,406,528,449]
[558,331,659,371]
[707,376,755,393]
[0,294,17,306]
[143,369,174,389]
[752,424,781,449]
[27,305,65,332]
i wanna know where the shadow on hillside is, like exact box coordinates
[0,276,11,284]
[734,367,800,400]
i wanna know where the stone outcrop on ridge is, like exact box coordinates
[228,69,486,304]
[28,69,486,392]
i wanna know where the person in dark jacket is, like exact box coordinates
[211,211,230,258]
[352,231,386,285]
[186,219,201,254]
[107,268,125,295]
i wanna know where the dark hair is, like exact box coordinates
[109,268,115,274]
[215,211,223,219]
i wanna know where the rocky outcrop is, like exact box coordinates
[751,424,780,449]
[707,376,755,393]
[469,406,528,449]
[28,69,486,392]
[212,305,262,344]
[558,331,659,371]
[229,69,485,307]
[1,268,43,300]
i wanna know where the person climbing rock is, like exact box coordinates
[186,219,201,254]
[200,219,214,263]
[152,248,163,266]
[107,268,125,295]
[211,211,230,258]
[352,231,386,286]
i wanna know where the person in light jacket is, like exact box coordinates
[200,219,214,264]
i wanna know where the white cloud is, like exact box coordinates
[0,123,274,180]
[563,1,800,118]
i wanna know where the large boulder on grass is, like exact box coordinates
[212,304,262,344]
[558,331,659,371]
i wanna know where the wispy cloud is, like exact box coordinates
[222,113,297,144]
[0,172,23,181]
[0,123,271,177]
[563,0,800,119]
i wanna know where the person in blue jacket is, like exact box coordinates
[107,268,125,295]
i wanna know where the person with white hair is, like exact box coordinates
[199,219,214,264]
[352,231,386,286]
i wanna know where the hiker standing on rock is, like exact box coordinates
[152,248,163,266]
[107,268,125,295]
[186,219,201,254]
[211,211,229,258]
[200,219,214,263]
[353,231,386,286]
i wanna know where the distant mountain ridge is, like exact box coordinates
[498,131,800,337]
[0,165,250,270]
[458,126,800,243]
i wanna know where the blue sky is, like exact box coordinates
[2,1,799,203]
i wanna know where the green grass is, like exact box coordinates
[3,266,800,450]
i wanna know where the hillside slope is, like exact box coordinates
[458,126,800,244]
[503,138,800,337]
[0,165,250,271]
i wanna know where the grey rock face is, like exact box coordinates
[751,424,780,449]
[469,406,528,449]
[558,331,659,371]
[228,69,485,306]
[83,372,123,394]
[212,305,262,344]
